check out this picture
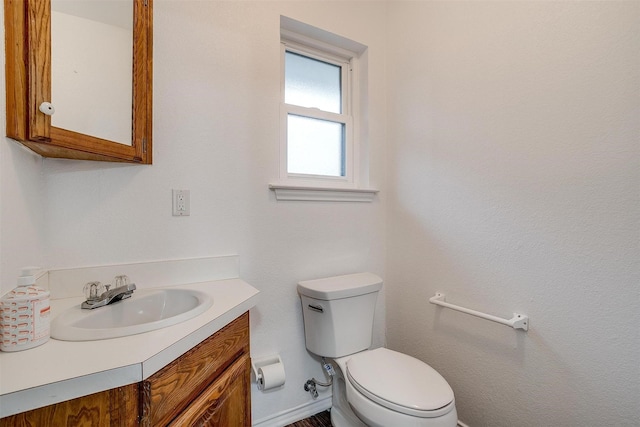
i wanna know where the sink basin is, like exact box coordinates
[51,288,213,341]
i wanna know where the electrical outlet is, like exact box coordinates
[172,189,190,216]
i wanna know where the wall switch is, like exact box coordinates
[172,189,190,216]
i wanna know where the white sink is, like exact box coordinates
[51,288,213,341]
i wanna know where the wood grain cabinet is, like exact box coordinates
[0,385,140,427]
[141,312,251,426]
[169,354,251,426]
[4,0,153,163]
[0,312,251,427]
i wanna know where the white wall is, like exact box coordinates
[0,1,388,423]
[386,2,639,426]
[2,1,638,426]
[0,144,44,296]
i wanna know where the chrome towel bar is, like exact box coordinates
[429,293,529,331]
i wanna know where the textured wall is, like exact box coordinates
[0,143,44,295]
[386,2,639,426]
[0,1,388,422]
[2,1,638,425]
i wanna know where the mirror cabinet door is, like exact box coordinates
[51,0,134,146]
[4,0,152,164]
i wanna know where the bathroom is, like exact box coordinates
[0,1,638,426]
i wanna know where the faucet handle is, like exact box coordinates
[113,275,130,288]
[83,281,104,301]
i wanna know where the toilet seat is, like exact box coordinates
[346,348,455,418]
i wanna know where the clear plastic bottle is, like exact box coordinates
[0,267,50,351]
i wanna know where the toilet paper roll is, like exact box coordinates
[258,362,286,390]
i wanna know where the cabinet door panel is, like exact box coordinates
[0,384,139,427]
[141,312,250,426]
[169,354,251,427]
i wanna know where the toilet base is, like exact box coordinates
[331,406,367,427]
[331,374,367,427]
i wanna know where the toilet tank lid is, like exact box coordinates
[297,272,382,300]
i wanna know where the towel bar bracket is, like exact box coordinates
[429,293,529,331]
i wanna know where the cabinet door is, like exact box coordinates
[141,313,250,426]
[0,384,139,427]
[168,354,251,427]
[4,0,153,163]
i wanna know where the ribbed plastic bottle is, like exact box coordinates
[0,267,51,352]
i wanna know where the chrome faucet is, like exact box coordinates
[81,275,136,309]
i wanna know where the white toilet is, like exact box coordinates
[298,272,458,427]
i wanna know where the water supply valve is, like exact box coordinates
[304,379,319,399]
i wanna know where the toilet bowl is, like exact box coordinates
[298,273,458,427]
[337,348,457,427]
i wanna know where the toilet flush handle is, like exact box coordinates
[308,304,324,313]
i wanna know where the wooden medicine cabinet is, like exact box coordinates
[4,0,152,163]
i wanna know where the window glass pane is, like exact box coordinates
[285,51,341,114]
[287,115,345,177]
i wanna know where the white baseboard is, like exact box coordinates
[253,396,332,427]
[252,396,467,427]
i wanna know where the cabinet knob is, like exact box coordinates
[39,102,55,116]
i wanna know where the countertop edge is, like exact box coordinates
[0,364,142,418]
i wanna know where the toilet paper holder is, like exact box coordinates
[251,354,285,390]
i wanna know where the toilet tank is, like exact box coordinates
[297,272,382,358]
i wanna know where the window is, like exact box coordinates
[283,46,351,180]
[271,17,377,202]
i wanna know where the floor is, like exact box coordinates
[285,410,332,427]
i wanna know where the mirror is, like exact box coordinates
[4,0,152,163]
[51,0,133,145]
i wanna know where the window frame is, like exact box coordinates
[270,17,377,202]
[279,39,358,189]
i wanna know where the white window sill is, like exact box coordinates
[269,184,378,202]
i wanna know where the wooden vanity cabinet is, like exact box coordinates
[168,354,251,426]
[0,312,251,427]
[0,385,140,426]
[141,312,251,426]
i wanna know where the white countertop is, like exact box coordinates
[0,278,259,418]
